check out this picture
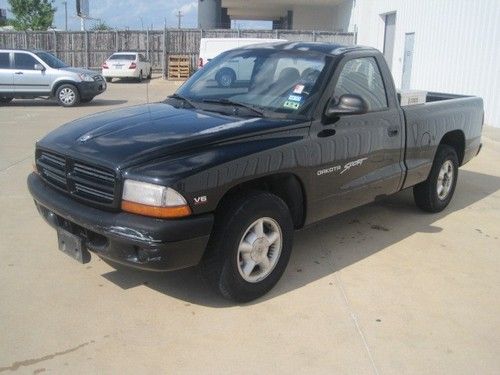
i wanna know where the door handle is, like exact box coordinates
[387,126,399,137]
[14,71,23,75]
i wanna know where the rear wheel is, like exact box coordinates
[56,84,80,107]
[147,68,152,79]
[137,70,143,82]
[413,145,459,212]
[201,191,293,302]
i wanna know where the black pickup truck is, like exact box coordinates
[28,42,483,302]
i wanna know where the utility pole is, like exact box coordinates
[63,1,68,31]
[176,10,183,29]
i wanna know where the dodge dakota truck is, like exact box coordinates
[28,42,483,302]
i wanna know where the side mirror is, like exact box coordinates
[34,63,45,71]
[325,94,368,118]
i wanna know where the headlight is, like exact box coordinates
[121,179,191,218]
[78,73,95,82]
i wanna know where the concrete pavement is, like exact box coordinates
[1,78,499,374]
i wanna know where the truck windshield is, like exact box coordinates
[177,48,327,116]
[35,52,68,69]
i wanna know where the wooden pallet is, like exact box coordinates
[168,55,190,80]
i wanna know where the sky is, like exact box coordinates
[0,0,270,30]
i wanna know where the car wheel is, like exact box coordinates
[147,69,152,79]
[0,97,13,104]
[56,84,80,107]
[137,71,143,82]
[216,68,236,88]
[413,145,459,213]
[201,191,293,302]
[105,77,112,83]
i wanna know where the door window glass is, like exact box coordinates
[0,53,10,69]
[334,57,388,111]
[14,53,38,70]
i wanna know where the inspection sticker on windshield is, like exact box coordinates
[288,94,303,102]
[293,84,305,94]
[284,100,300,109]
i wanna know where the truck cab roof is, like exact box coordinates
[238,41,379,57]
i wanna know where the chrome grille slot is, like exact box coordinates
[37,151,66,188]
[36,149,117,208]
[72,162,115,204]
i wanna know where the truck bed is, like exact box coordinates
[401,93,483,189]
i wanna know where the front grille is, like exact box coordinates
[36,149,117,208]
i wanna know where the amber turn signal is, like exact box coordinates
[121,200,191,218]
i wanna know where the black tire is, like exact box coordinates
[55,84,80,107]
[105,77,112,83]
[215,68,236,88]
[0,97,13,104]
[81,97,94,103]
[201,191,294,302]
[147,69,152,79]
[137,71,143,82]
[413,145,459,213]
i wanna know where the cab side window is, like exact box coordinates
[14,53,38,70]
[334,57,388,111]
[0,52,11,69]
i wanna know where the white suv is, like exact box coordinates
[102,52,152,82]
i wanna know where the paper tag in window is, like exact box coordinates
[283,100,300,110]
[288,94,303,102]
[293,84,305,94]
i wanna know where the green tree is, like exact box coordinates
[90,21,113,31]
[8,0,56,31]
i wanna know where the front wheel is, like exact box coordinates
[105,77,112,83]
[0,97,13,104]
[56,84,80,107]
[413,145,459,212]
[201,191,293,302]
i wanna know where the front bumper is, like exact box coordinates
[27,173,213,271]
[77,80,106,99]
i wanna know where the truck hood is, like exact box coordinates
[38,103,300,169]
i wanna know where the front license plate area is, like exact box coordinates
[57,229,90,264]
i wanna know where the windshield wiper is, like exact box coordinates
[167,93,197,108]
[202,98,265,117]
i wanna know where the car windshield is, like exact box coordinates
[35,51,68,68]
[176,48,328,117]
[109,54,136,60]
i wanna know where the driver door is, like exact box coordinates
[309,54,404,220]
[13,52,50,94]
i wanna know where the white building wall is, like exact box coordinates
[292,5,337,31]
[352,0,500,127]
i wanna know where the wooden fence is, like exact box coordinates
[0,29,355,75]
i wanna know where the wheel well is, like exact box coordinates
[439,130,465,165]
[215,174,306,229]
[51,81,79,97]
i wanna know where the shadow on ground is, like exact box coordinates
[101,170,500,307]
